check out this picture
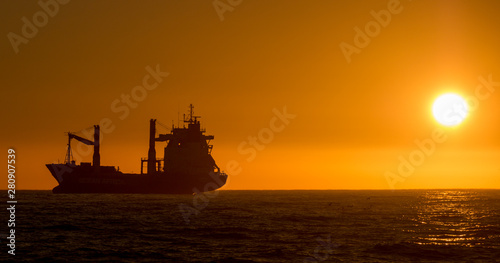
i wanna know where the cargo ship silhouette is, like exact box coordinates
[46,104,228,194]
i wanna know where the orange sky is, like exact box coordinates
[2,0,500,190]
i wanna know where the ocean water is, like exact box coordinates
[2,190,500,262]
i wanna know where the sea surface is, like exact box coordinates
[1,190,500,262]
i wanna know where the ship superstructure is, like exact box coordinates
[46,105,227,194]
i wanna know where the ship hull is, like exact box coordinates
[46,164,227,194]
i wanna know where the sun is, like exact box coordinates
[432,93,468,126]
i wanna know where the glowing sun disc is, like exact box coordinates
[432,93,468,126]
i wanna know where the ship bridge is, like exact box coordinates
[141,104,218,175]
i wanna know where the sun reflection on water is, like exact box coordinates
[408,190,500,248]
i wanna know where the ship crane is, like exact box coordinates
[46,105,228,194]
[65,125,100,168]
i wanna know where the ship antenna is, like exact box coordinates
[183,104,198,125]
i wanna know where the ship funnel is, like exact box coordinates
[147,119,156,174]
[93,125,100,168]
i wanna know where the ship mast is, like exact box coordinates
[147,119,157,174]
[184,104,200,124]
[189,104,193,123]
[65,133,73,164]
